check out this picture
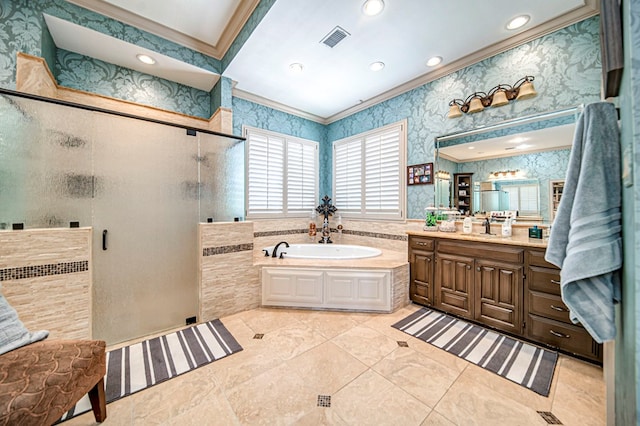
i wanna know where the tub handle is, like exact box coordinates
[262,249,270,257]
[102,229,108,251]
[279,252,286,259]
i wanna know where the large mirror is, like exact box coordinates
[435,106,581,223]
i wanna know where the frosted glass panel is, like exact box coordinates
[198,132,245,222]
[0,94,93,228]
[92,114,199,344]
[0,91,244,345]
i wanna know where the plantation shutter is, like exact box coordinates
[245,127,318,217]
[364,128,400,215]
[334,138,362,212]
[333,121,405,219]
[246,131,285,214]
[287,139,318,213]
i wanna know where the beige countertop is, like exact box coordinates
[406,229,549,248]
[253,247,408,269]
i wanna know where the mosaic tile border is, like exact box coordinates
[253,229,307,237]
[253,228,407,241]
[202,243,254,257]
[0,261,89,282]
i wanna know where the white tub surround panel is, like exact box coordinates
[199,222,260,321]
[0,228,92,339]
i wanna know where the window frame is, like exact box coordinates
[244,126,319,219]
[332,119,407,221]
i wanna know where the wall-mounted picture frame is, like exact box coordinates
[407,162,433,185]
[600,0,624,98]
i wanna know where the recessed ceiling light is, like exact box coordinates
[506,15,530,30]
[369,61,385,71]
[426,56,442,67]
[136,54,156,65]
[362,0,384,16]
[289,63,304,73]
[468,146,475,150]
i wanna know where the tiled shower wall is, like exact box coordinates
[199,222,260,321]
[0,228,92,339]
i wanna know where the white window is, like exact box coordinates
[333,120,406,220]
[502,183,540,216]
[244,126,318,218]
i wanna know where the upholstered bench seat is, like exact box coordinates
[0,339,106,425]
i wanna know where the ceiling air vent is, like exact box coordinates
[320,26,350,48]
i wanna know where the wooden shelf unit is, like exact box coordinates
[550,180,564,221]
[454,173,473,215]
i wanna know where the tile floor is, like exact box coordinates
[66,304,606,425]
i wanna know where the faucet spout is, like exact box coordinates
[483,218,493,235]
[272,241,290,258]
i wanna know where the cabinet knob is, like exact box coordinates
[467,265,471,270]
[549,330,570,338]
[476,267,481,272]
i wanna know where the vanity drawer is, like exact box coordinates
[528,290,571,323]
[526,249,557,268]
[526,314,601,361]
[527,265,561,295]
[437,240,523,263]
[410,237,435,251]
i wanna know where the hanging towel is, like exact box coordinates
[545,102,621,343]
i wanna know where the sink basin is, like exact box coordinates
[472,233,499,238]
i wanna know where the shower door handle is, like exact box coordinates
[102,229,108,251]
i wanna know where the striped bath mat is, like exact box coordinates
[59,319,242,422]
[392,308,557,396]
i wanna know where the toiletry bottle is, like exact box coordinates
[336,215,343,240]
[501,218,512,237]
[463,217,473,234]
[308,209,317,239]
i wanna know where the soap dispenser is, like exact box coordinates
[463,217,473,234]
[501,218,512,237]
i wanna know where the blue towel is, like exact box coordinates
[545,102,621,343]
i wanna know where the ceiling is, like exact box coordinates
[58,0,598,123]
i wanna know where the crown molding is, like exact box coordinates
[325,1,599,124]
[232,88,328,124]
[65,0,260,60]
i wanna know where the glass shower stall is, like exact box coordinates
[0,90,244,344]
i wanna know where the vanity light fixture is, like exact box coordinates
[436,170,451,179]
[506,15,530,30]
[489,169,524,180]
[369,61,385,71]
[362,0,385,16]
[136,54,156,65]
[447,76,537,119]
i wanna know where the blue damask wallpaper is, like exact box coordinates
[0,0,221,116]
[56,50,212,118]
[326,17,602,218]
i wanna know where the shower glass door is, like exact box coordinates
[92,114,199,344]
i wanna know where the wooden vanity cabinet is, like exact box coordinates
[434,252,474,319]
[409,237,435,306]
[524,249,602,362]
[408,236,602,362]
[433,240,523,333]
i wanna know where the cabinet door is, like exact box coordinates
[474,259,523,334]
[435,253,474,319]
[410,249,434,306]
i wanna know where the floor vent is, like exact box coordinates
[253,333,264,340]
[317,395,331,407]
[537,411,563,424]
[397,341,409,347]
[320,26,350,48]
